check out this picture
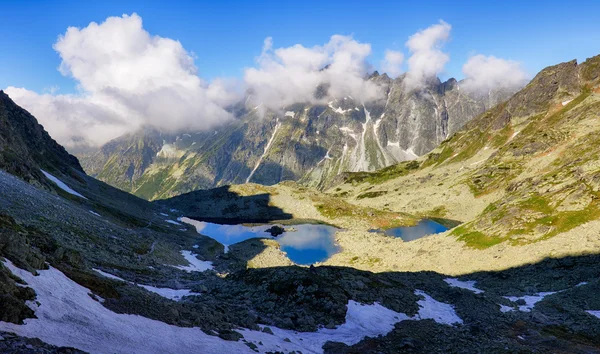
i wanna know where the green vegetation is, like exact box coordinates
[451,225,507,249]
[490,124,513,148]
[348,255,382,267]
[519,195,553,214]
[343,160,420,185]
[312,194,415,229]
[356,190,388,199]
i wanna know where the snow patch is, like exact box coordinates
[138,285,201,301]
[444,278,484,294]
[415,290,463,325]
[1,261,463,354]
[284,111,295,118]
[504,291,557,312]
[40,170,87,199]
[89,210,101,217]
[173,250,214,273]
[562,99,573,106]
[0,260,273,353]
[328,102,349,114]
[241,300,411,353]
[92,268,126,282]
[166,220,182,226]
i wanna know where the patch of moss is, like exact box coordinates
[356,191,388,199]
[451,225,506,249]
[490,124,513,148]
[343,160,420,185]
[519,195,553,214]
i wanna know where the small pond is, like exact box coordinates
[372,219,449,242]
[180,217,339,265]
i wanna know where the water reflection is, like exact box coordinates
[180,217,339,265]
[374,219,449,241]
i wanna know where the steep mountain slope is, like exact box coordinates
[331,55,600,248]
[0,90,83,188]
[79,74,514,200]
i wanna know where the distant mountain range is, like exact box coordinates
[77,73,515,200]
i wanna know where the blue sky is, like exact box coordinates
[2,0,599,93]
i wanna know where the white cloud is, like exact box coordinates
[380,50,404,78]
[404,20,451,91]
[4,15,527,148]
[5,86,134,147]
[244,35,383,111]
[6,13,240,148]
[461,54,529,92]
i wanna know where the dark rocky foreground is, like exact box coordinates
[1,169,599,353]
[0,332,84,353]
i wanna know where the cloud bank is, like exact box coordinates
[461,54,529,92]
[7,13,239,148]
[5,15,530,148]
[244,34,382,111]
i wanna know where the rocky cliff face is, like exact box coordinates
[78,74,515,199]
[0,90,83,188]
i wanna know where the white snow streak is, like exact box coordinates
[285,111,295,117]
[444,278,484,294]
[503,291,557,312]
[93,268,200,301]
[40,170,87,199]
[246,119,281,183]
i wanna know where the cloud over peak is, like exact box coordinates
[5,15,530,148]
[461,54,529,92]
[244,34,382,111]
[404,20,452,91]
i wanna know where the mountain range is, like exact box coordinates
[78,73,514,200]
